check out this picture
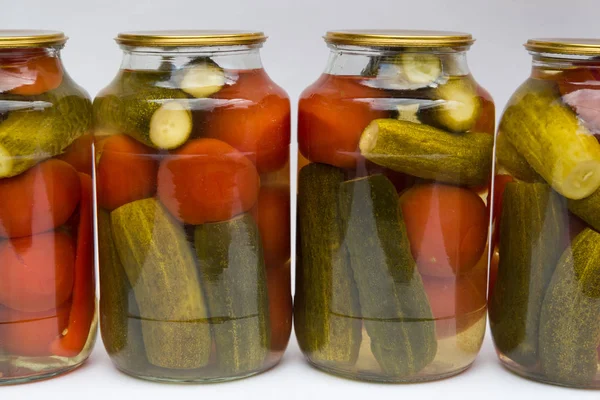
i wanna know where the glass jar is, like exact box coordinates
[0,30,96,384]
[490,38,600,389]
[295,30,494,382]
[95,31,291,383]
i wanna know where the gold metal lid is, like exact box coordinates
[0,30,67,48]
[116,30,267,47]
[525,38,600,56]
[324,30,474,48]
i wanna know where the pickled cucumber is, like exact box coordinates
[539,228,600,387]
[361,55,441,90]
[194,214,270,375]
[499,79,600,200]
[495,133,542,182]
[359,119,493,186]
[420,77,481,133]
[178,58,225,98]
[111,198,211,369]
[98,210,146,367]
[399,53,442,85]
[94,71,192,150]
[489,182,567,367]
[0,85,92,178]
[295,163,362,366]
[395,104,421,124]
[568,190,600,232]
[338,175,437,378]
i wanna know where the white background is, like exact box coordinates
[1,0,599,398]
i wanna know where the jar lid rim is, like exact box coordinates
[324,30,474,48]
[116,30,267,47]
[525,38,600,55]
[0,30,67,48]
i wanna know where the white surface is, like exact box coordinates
[2,0,600,397]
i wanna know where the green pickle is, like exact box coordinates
[98,210,147,369]
[420,77,481,133]
[499,79,600,200]
[338,175,437,378]
[0,84,92,177]
[490,182,566,367]
[359,119,493,186]
[295,163,362,366]
[94,70,192,150]
[539,228,600,387]
[194,214,270,376]
[111,198,212,370]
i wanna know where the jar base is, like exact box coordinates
[498,354,600,389]
[0,361,84,386]
[306,359,473,383]
[114,359,281,384]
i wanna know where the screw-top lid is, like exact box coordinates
[116,30,267,47]
[324,30,474,48]
[0,30,67,48]
[525,38,600,56]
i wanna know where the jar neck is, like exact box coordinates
[119,44,264,71]
[0,46,62,64]
[324,44,471,76]
[530,52,600,75]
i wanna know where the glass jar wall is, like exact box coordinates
[295,30,494,383]
[490,38,600,389]
[95,31,291,383]
[0,30,97,384]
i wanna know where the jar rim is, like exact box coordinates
[0,30,67,48]
[525,38,600,56]
[116,30,267,47]
[324,30,474,48]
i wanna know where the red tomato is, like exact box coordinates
[202,70,290,174]
[423,255,487,338]
[0,304,70,357]
[298,75,388,168]
[0,231,75,313]
[3,54,63,96]
[57,134,94,176]
[0,159,81,238]
[557,67,600,96]
[400,183,489,277]
[472,84,495,134]
[254,185,290,269]
[157,138,260,225]
[96,134,158,211]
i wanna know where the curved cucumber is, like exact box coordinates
[359,118,493,186]
[295,163,362,366]
[178,58,225,98]
[495,132,542,182]
[0,84,92,177]
[94,71,192,150]
[499,79,600,200]
[399,53,442,85]
[539,228,600,387]
[98,209,147,367]
[420,77,481,133]
[338,175,437,377]
[111,198,211,369]
[489,181,567,366]
[194,214,270,375]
